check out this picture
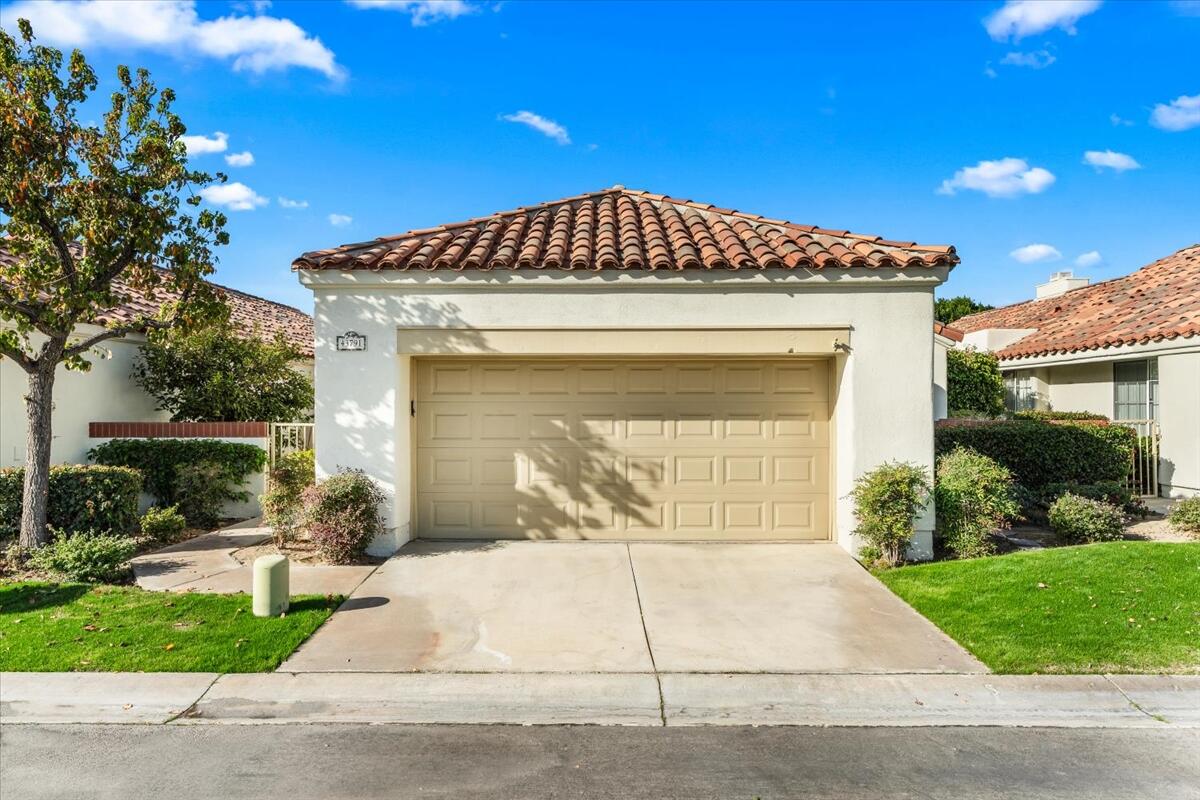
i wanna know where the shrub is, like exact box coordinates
[1014,410,1108,421]
[1040,480,1145,516]
[0,465,141,538]
[28,530,137,583]
[262,449,315,545]
[89,438,265,507]
[133,318,313,422]
[1168,497,1200,537]
[140,505,188,541]
[300,469,384,564]
[174,462,237,529]
[935,447,1019,559]
[850,461,931,567]
[946,348,1005,417]
[1048,494,1126,544]
[934,420,1136,491]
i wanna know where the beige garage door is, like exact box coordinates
[414,359,830,541]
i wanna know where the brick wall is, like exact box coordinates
[87,421,269,438]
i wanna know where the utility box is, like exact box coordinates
[253,555,290,617]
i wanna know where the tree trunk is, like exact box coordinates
[19,362,58,549]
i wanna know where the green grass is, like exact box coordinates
[878,542,1200,674]
[0,582,341,672]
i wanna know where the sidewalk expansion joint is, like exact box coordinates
[1103,674,1170,725]
[626,543,666,726]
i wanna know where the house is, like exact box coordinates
[0,244,314,468]
[294,187,959,557]
[954,244,1200,498]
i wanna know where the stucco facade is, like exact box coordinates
[301,267,950,558]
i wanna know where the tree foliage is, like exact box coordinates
[133,320,314,422]
[935,295,994,325]
[946,348,1006,416]
[1,21,228,546]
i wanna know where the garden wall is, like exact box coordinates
[88,422,267,518]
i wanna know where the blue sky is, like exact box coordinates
[6,0,1199,311]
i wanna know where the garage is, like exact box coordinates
[414,358,831,540]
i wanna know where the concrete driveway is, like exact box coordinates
[280,541,984,674]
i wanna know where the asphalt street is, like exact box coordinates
[2,724,1198,800]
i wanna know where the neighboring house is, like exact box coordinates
[955,245,1200,498]
[294,186,959,558]
[0,245,314,468]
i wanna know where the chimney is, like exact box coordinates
[1036,270,1089,299]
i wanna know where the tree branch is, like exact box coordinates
[29,195,78,288]
[0,339,35,373]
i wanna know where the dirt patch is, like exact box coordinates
[232,537,384,567]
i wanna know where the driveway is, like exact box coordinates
[280,541,984,674]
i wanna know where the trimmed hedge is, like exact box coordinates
[0,465,142,537]
[1014,410,1108,422]
[934,420,1136,490]
[88,439,266,506]
[946,348,1005,417]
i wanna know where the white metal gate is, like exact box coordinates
[1115,419,1160,497]
[267,422,314,476]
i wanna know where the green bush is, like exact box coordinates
[133,318,313,423]
[1048,494,1126,544]
[946,348,1005,417]
[1040,480,1144,515]
[89,438,265,507]
[850,461,931,567]
[261,449,315,545]
[0,465,142,538]
[1014,410,1108,421]
[28,530,137,583]
[174,462,237,529]
[1168,497,1200,537]
[300,469,385,564]
[934,420,1135,491]
[140,505,188,542]
[935,447,1019,559]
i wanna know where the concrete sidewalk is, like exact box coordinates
[131,519,374,596]
[3,672,1197,728]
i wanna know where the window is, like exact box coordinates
[1004,371,1037,412]
[1113,359,1158,421]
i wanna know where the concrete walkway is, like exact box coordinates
[131,519,375,596]
[280,541,984,674]
[2,671,1197,727]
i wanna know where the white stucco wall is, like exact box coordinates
[1158,352,1200,497]
[933,337,950,421]
[0,327,166,468]
[304,269,946,559]
[1044,362,1112,416]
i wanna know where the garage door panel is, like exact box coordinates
[415,359,830,541]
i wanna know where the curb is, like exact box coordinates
[3,672,1198,728]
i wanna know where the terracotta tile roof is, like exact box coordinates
[954,245,1200,360]
[293,187,958,273]
[0,244,313,358]
[933,321,965,342]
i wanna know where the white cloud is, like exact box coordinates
[1110,112,1133,127]
[1151,93,1200,132]
[1010,243,1063,263]
[501,110,571,145]
[180,131,228,156]
[3,0,343,80]
[224,151,255,167]
[1075,250,1102,267]
[200,182,268,211]
[328,213,353,227]
[984,64,998,79]
[278,197,309,209]
[937,158,1056,198]
[1083,149,1141,171]
[1000,49,1056,68]
[346,0,477,25]
[985,0,1102,41]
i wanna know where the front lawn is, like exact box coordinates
[0,582,340,672]
[878,542,1200,674]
